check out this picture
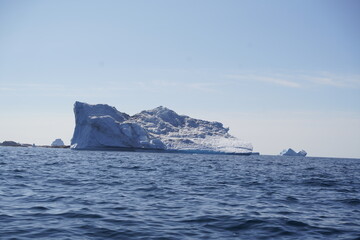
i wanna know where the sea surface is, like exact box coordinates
[1,147,360,240]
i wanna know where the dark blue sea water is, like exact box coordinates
[1,147,359,240]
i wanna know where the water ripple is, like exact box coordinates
[0,147,359,239]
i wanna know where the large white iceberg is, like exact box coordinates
[71,102,253,154]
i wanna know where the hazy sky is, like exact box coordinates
[1,0,359,158]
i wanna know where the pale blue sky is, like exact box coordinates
[1,0,359,158]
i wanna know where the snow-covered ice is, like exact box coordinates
[71,102,253,154]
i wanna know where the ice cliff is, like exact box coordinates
[71,102,253,154]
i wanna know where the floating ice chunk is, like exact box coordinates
[280,148,307,157]
[51,138,64,147]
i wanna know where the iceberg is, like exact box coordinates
[280,148,307,157]
[71,102,253,154]
[51,138,65,147]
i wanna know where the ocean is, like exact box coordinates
[0,146,359,240]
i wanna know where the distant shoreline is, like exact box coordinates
[0,142,70,149]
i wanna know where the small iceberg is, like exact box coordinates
[51,139,65,147]
[280,148,307,157]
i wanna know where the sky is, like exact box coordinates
[0,0,359,158]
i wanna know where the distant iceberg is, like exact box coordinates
[71,102,253,154]
[51,139,65,147]
[280,148,307,157]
